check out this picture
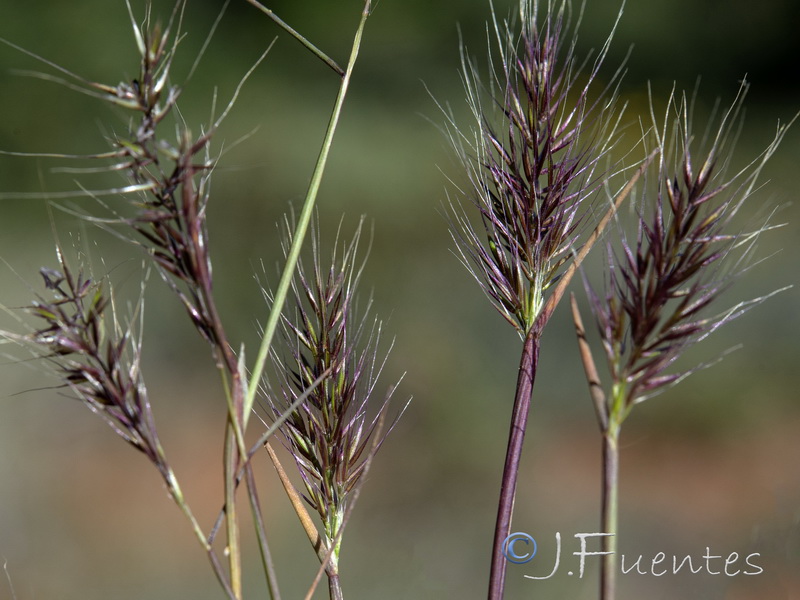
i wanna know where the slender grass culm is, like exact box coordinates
[570,87,796,600]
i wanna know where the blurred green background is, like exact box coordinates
[0,1,798,599]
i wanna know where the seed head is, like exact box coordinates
[16,251,168,476]
[446,0,624,333]
[590,86,793,411]
[263,218,402,559]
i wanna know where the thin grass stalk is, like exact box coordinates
[185,152,246,600]
[207,551,239,600]
[489,329,540,598]
[569,294,607,429]
[175,491,238,600]
[210,334,245,599]
[244,0,344,76]
[161,455,238,600]
[601,429,619,600]
[245,465,282,600]
[219,384,247,598]
[224,431,243,599]
[328,575,344,600]
[207,370,331,550]
[228,4,372,594]
[176,135,249,599]
[244,0,372,428]
[570,294,616,600]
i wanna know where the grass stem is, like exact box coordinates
[223,427,243,600]
[601,430,619,600]
[245,464,282,600]
[166,470,237,600]
[245,0,345,76]
[328,573,344,600]
[488,328,540,600]
[244,0,372,427]
[571,283,620,600]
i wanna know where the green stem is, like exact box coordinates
[164,468,237,600]
[243,0,372,427]
[223,424,243,599]
[221,367,248,456]
[245,464,282,600]
[245,0,345,76]
[601,427,619,600]
[570,295,622,600]
[216,365,246,600]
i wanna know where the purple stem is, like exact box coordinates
[488,327,541,599]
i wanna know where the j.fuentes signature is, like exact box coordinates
[503,532,763,579]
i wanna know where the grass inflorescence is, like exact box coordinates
[570,87,795,600]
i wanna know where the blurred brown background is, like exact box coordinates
[0,0,798,598]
